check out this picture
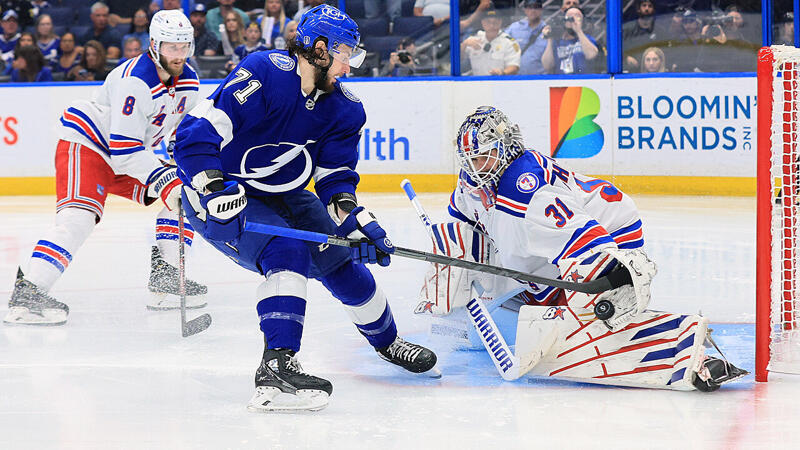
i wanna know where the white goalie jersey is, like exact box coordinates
[58,54,200,184]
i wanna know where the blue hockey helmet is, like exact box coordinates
[295,5,366,68]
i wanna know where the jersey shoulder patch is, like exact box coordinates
[268,52,295,71]
[338,82,361,103]
[495,152,546,213]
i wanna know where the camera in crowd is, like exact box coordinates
[543,14,575,38]
[705,10,733,38]
[397,51,412,64]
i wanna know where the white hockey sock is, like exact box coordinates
[155,206,193,267]
[25,207,96,291]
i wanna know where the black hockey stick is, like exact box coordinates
[178,198,212,337]
[242,221,631,294]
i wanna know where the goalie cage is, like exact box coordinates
[757,45,800,381]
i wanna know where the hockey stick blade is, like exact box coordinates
[182,313,212,337]
[242,222,628,294]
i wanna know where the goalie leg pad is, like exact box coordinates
[520,305,708,390]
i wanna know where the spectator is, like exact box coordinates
[52,31,81,75]
[67,39,107,81]
[696,8,758,72]
[414,0,450,27]
[366,0,402,23]
[226,22,268,71]
[35,13,59,65]
[381,37,433,76]
[274,19,297,50]
[776,12,794,46]
[257,0,290,48]
[16,30,35,47]
[78,2,122,59]
[623,0,668,72]
[10,44,52,81]
[30,0,51,18]
[121,8,150,50]
[461,7,519,75]
[559,0,579,12]
[147,0,195,14]
[640,46,666,72]
[219,10,246,56]
[161,0,182,12]
[0,0,35,28]
[293,0,323,22]
[206,0,250,41]
[190,3,221,56]
[664,9,705,72]
[459,0,492,32]
[541,7,599,74]
[107,0,150,26]
[121,35,142,60]
[505,0,546,75]
[1,10,21,68]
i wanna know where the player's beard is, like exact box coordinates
[314,68,336,92]
[159,54,185,77]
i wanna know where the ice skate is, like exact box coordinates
[147,246,207,310]
[247,348,333,413]
[4,268,69,326]
[377,336,441,378]
[692,356,749,392]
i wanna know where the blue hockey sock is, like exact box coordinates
[322,263,397,349]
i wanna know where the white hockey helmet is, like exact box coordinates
[149,10,194,66]
[456,106,524,190]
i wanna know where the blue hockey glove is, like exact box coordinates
[199,181,247,243]
[335,206,394,266]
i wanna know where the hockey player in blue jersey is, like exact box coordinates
[173,5,438,412]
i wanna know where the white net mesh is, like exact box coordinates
[769,45,800,373]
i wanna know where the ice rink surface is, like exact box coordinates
[1,193,798,449]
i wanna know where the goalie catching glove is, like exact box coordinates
[146,166,182,211]
[594,247,657,331]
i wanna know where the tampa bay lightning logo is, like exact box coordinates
[269,53,295,71]
[231,140,316,193]
[516,172,540,193]
[339,83,360,103]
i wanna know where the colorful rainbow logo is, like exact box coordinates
[549,87,604,158]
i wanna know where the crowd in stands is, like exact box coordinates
[0,0,785,81]
[0,0,301,82]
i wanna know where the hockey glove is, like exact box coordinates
[200,181,247,243]
[335,206,394,266]
[147,166,182,211]
[597,248,657,331]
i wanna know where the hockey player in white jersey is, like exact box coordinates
[4,10,207,326]
[415,106,747,391]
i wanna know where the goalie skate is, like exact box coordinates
[4,268,69,326]
[377,336,441,378]
[247,348,332,413]
[147,246,208,310]
[692,356,749,392]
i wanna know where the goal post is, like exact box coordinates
[756,45,800,381]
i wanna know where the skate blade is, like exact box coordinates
[146,292,207,311]
[3,307,67,326]
[423,365,443,379]
[246,387,329,413]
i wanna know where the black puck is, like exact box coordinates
[594,300,615,320]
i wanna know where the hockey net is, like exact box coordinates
[757,45,800,381]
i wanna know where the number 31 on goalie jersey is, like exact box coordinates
[224,68,262,105]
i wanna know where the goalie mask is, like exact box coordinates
[456,106,524,194]
[149,10,194,70]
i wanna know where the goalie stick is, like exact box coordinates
[178,198,212,337]
[242,221,631,295]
